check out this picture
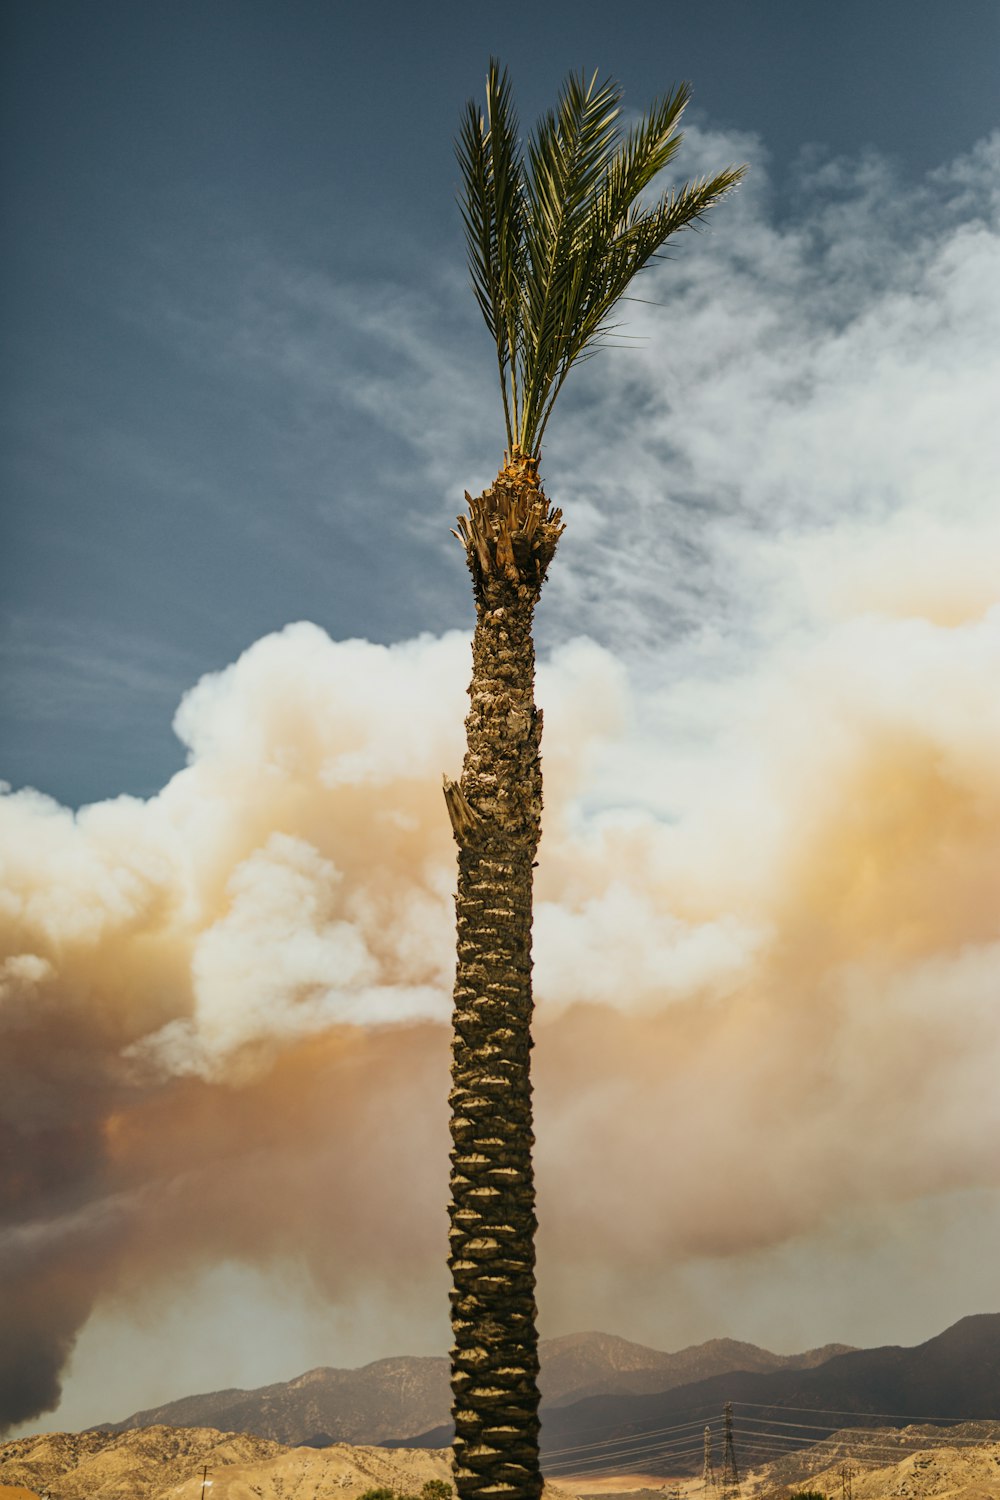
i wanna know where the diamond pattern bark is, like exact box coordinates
[445,456,563,1500]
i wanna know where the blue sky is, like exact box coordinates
[3,0,999,805]
[2,0,1000,1442]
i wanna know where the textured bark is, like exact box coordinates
[445,454,564,1500]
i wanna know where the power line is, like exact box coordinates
[704,1424,717,1496]
[719,1402,741,1500]
[546,1434,712,1467]
[547,1441,710,1471]
[737,1416,873,1433]
[543,1414,719,1461]
[545,1403,998,1467]
[541,1398,1000,1479]
[544,1433,718,1470]
[736,1436,826,1451]
[840,1461,854,1500]
[732,1401,999,1424]
[546,1441,711,1477]
[735,1426,998,1452]
[545,1435,710,1474]
[729,1432,1000,1469]
[742,1444,1000,1467]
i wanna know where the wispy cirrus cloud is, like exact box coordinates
[537,125,1000,661]
[132,123,1000,672]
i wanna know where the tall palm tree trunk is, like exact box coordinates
[446,55,743,1500]
[443,453,564,1500]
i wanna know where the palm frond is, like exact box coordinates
[455,59,528,442]
[457,61,747,456]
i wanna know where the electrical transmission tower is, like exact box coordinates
[719,1403,741,1500]
[703,1424,717,1494]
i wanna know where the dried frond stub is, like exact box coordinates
[442,775,483,847]
[453,460,565,597]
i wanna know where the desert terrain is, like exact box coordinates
[0,1428,450,1500]
[790,1442,1000,1500]
[4,1424,1000,1500]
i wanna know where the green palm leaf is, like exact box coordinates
[456,60,747,456]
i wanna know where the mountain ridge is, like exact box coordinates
[97,1331,853,1447]
[531,1312,1000,1475]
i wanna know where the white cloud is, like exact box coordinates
[537,127,1000,665]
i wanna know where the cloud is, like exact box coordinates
[125,123,1000,658]
[537,126,1000,663]
[4,589,1000,1425]
[3,128,1000,1428]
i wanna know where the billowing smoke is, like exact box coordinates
[5,125,1000,1434]
[3,503,1000,1427]
[1,628,467,1427]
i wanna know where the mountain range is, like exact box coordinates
[531,1313,1000,1476]
[100,1331,851,1447]
[97,1315,1000,1477]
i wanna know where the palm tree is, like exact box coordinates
[443,62,744,1500]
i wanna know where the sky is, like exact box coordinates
[1,0,999,1441]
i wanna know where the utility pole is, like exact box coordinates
[840,1463,854,1500]
[703,1425,717,1494]
[719,1404,741,1500]
[200,1466,213,1500]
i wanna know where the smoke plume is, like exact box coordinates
[3,510,1000,1427]
[5,131,1000,1433]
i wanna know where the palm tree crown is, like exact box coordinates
[457,60,746,458]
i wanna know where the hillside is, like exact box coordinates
[101,1358,449,1449]
[804,1437,1000,1500]
[0,1427,575,1500]
[742,1422,1000,1496]
[743,1422,1000,1500]
[0,1428,288,1500]
[99,1333,851,1447]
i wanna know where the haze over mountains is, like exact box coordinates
[100,1332,852,1447]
